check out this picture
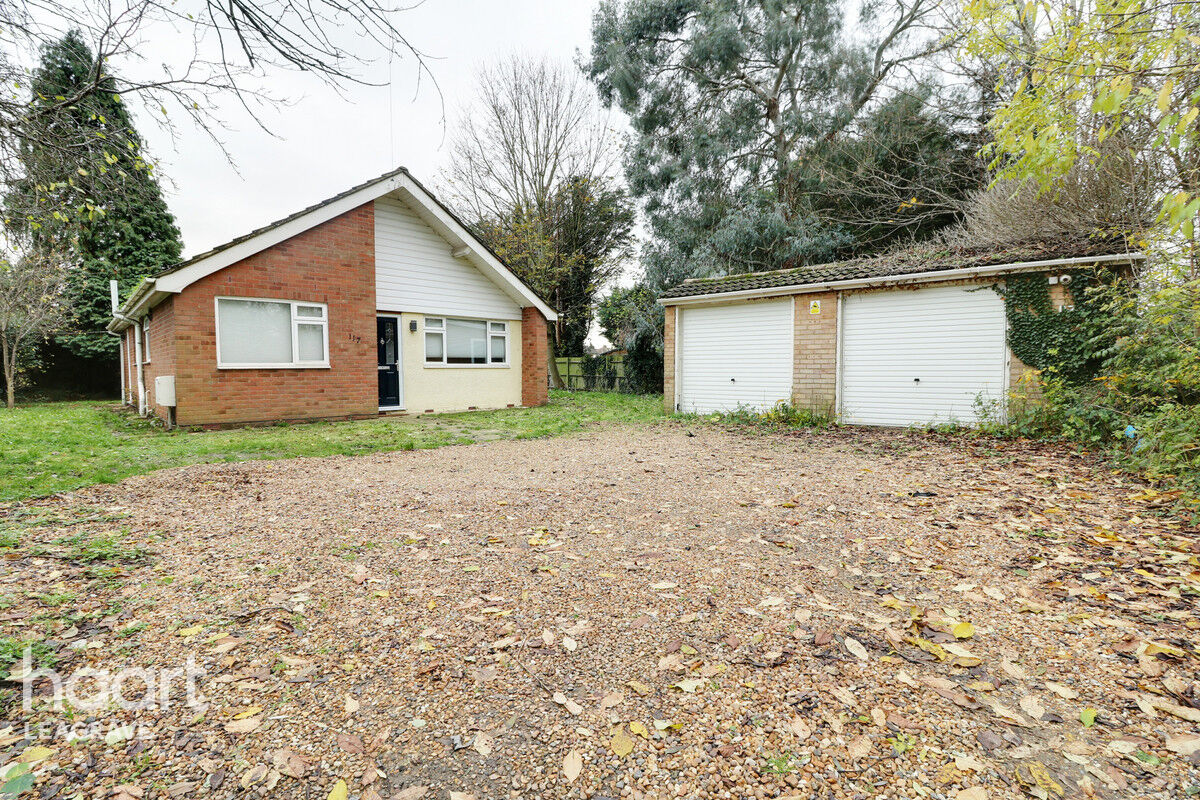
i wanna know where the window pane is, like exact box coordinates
[426,317,444,329]
[425,331,444,362]
[297,323,325,362]
[218,299,292,364]
[490,335,506,363]
[296,305,324,318]
[446,318,487,364]
[489,322,506,332]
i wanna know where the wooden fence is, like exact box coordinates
[555,354,627,393]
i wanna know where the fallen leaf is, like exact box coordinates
[1166,734,1200,757]
[272,748,308,779]
[626,680,652,696]
[953,622,975,639]
[1045,681,1078,700]
[17,746,53,763]
[1019,695,1045,720]
[223,716,262,734]
[599,690,623,709]
[327,780,348,800]
[789,716,812,740]
[611,726,634,757]
[673,678,704,693]
[473,732,493,757]
[844,636,869,661]
[392,788,429,800]
[562,636,578,652]
[552,692,584,716]
[954,788,987,800]
[847,735,872,760]
[629,721,649,739]
[563,749,582,783]
[344,695,360,714]
[1080,708,1098,727]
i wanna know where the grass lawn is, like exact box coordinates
[0,390,664,502]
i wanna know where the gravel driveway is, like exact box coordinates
[5,423,1198,800]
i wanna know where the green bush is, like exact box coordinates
[1000,275,1200,515]
[706,401,833,430]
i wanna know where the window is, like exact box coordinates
[424,317,508,365]
[141,319,151,363]
[216,297,329,368]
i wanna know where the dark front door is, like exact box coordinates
[378,317,401,408]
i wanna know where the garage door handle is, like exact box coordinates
[913,378,920,383]
[730,378,735,382]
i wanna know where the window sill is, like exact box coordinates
[423,363,510,369]
[217,363,331,370]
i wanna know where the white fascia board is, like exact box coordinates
[394,174,558,321]
[657,252,1144,307]
[155,173,408,294]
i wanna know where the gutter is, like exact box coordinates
[657,252,1145,306]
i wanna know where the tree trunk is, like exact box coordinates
[547,324,565,390]
[1,335,14,409]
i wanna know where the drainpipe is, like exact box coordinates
[108,281,125,404]
[110,279,145,415]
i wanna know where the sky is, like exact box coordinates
[134,1,604,259]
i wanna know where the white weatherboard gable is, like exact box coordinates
[112,168,555,328]
[375,194,522,320]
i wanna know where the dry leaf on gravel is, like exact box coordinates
[552,692,584,715]
[392,788,429,800]
[789,716,812,739]
[844,636,869,661]
[1019,695,1046,720]
[563,749,582,783]
[1045,681,1078,699]
[326,780,348,800]
[611,725,634,757]
[954,788,987,800]
[1166,734,1200,756]
[272,748,308,778]
[847,735,872,761]
[223,716,262,734]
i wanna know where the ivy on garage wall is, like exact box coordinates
[996,270,1114,384]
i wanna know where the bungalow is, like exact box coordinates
[108,167,556,427]
[659,240,1142,427]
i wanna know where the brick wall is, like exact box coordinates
[791,292,837,414]
[168,203,377,426]
[521,306,549,407]
[662,305,676,413]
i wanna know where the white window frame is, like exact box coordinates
[423,316,510,368]
[141,319,151,363]
[215,296,330,369]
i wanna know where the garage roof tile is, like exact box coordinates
[659,237,1137,299]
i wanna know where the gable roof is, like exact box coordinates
[659,237,1142,303]
[109,167,556,330]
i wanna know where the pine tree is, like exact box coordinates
[8,30,182,363]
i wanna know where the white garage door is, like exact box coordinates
[678,299,793,414]
[840,285,1007,426]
